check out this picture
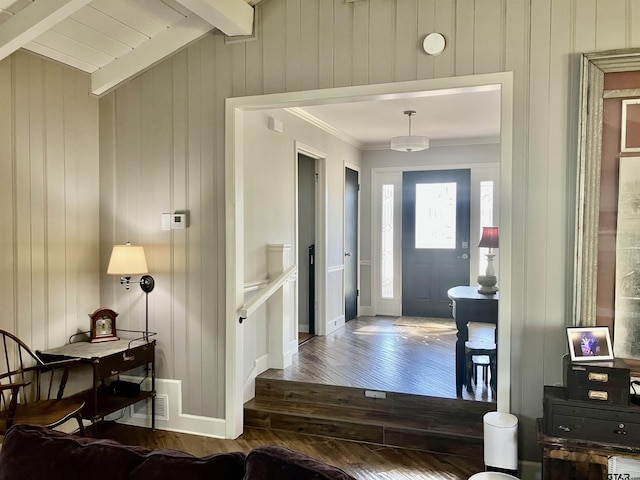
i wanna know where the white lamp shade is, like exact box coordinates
[390,135,429,152]
[107,244,148,275]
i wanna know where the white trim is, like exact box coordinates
[226,73,514,438]
[24,41,98,73]
[118,377,227,438]
[243,279,269,293]
[90,15,213,96]
[242,353,269,403]
[621,99,640,153]
[287,107,364,149]
[225,100,244,439]
[295,141,328,337]
[174,0,254,36]
[497,74,514,414]
[0,0,93,63]
[326,314,345,335]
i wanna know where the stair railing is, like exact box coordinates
[238,264,297,323]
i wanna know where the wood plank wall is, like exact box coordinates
[99,38,228,420]
[94,0,640,460]
[0,51,99,352]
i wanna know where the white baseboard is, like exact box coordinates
[117,376,226,438]
[242,354,269,403]
[289,338,298,356]
[326,315,345,335]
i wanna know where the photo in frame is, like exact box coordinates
[621,99,640,153]
[567,326,614,362]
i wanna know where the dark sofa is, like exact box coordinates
[0,424,356,480]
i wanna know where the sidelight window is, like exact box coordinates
[381,184,394,299]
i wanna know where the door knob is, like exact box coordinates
[345,252,351,257]
[457,253,469,260]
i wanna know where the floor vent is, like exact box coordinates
[131,394,169,421]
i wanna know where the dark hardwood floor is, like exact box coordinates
[99,422,484,479]
[263,315,496,402]
[95,315,492,479]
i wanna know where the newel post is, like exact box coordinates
[267,244,295,369]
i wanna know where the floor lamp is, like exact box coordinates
[107,242,155,340]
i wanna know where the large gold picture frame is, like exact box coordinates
[575,48,640,363]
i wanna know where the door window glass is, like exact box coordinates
[381,184,394,298]
[415,182,456,249]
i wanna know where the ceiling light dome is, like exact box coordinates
[390,110,429,152]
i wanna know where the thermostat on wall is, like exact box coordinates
[171,213,186,229]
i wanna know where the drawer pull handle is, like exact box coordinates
[588,390,608,401]
[123,353,135,362]
[588,372,608,382]
[558,425,571,432]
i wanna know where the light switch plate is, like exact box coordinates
[161,213,171,231]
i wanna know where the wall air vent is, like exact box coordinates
[131,394,169,421]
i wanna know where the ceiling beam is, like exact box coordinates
[0,0,93,63]
[90,15,212,96]
[175,0,253,36]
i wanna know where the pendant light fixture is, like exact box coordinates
[390,110,430,152]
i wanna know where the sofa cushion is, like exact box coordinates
[0,424,246,480]
[129,448,246,479]
[244,445,356,480]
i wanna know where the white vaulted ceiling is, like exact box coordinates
[0,0,258,96]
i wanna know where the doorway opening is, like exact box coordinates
[298,153,317,345]
[344,166,359,322]
[226,74,514,438]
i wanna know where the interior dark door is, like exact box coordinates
[345,167,359,321]
[402,169,471,317]
[298,154,316,334]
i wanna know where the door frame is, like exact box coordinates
[372,163,500,316]
[343,162,361,320]
[225,73,514,438]
[295,142,327,338]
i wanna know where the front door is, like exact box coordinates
[345,167,359,321]
[402,169,471,317]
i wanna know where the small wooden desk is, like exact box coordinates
[39,338,156,429]
[447,286,498,397]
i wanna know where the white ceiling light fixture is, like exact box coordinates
[390,110,430,152]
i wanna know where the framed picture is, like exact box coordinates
[574,51,640,367]
[621,99,640,153]
[566,326,614,362]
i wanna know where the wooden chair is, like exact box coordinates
[0,329,85,435]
